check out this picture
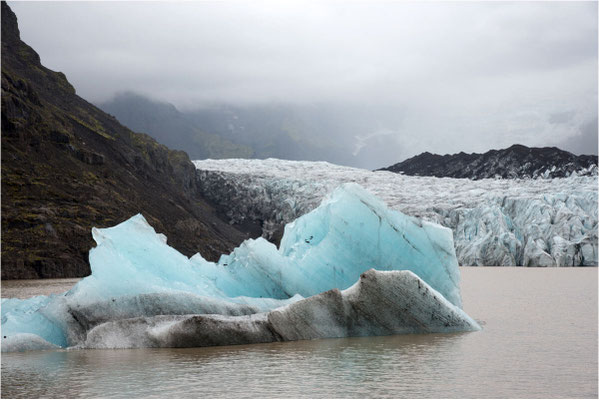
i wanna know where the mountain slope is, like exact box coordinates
[98,94,359,166]
[1,2,248,279]
[379,144,598,179]
[99,92,254,160]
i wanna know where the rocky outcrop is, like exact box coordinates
[1,2,249,279]
[379,144,597,179]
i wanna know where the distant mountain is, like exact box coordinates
[379,144,598,179]
[99,92,253,159]
[1,2,248,279]
[98,94,368,167]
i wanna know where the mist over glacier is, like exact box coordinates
[1,184,479,352]
[10,1,598,168]
[194,158,598,267]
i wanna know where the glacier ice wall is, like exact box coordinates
[2,183,474,352]
[194,158,598,266]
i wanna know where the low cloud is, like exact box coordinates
[9,1,598,163]
[556,118,599,156]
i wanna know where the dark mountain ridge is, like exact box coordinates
[1,2,249,279]
[380,144,598,179]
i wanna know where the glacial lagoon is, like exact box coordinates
[2,267,597,398]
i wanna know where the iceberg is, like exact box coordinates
[2,183,479,352]
[83,269,478,349]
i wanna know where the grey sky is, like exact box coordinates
[8,1,598,163]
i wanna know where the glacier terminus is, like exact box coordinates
[194,158,598,267]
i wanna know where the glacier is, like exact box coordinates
[1,183,479,352]
[194,158,598,267]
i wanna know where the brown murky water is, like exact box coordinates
[1,278,81,299]
[1,267,597,398]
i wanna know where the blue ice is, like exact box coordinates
[1,183,466,350]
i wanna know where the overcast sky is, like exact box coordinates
[9,1,598,161]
